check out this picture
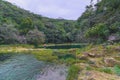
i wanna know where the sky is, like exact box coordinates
[5,0,97,20]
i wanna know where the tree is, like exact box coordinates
[0,24,19,44]
[85,23,109,43]
[26,29,45,47]
[19,17,34,34]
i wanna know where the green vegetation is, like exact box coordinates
[99,68,113,74]
[114,65,120,76]
[67,65,80,80]
[1,0,120,44]
[0,24,19,44]
[30,50,58,62]
[85,23,109,43]
[76,0,120,43]
[26,29,45,47]
[0,0,77,44]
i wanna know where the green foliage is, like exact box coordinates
[0,24,19,44]
[26,29,45,47]
[94,66,114,74]
[76,0,120,43]
[114,65,120,76]
[65,58,76,65]
[0,0,76,44]
[86,66,93,71]
[1,0,120,44]
[99,68,113,74]
[29,50,58,62]
[19,17,34,34]
[110,22,120,33]
[85,23,109,42]
[85,23,109,38]
[67,65,80,80]
[103,0,120,10]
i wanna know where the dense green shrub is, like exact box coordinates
[110,22,120,33]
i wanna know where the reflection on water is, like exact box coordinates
[43,44,87,49]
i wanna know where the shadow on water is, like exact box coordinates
[41,44,87,49]
[0,53,12,61]
[58,54,75,59]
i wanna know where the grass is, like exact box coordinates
[100,68,113,74]
[86,66,93,71]
[67,65,81,80]
[30,49,58,62]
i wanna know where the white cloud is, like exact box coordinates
[6,0,27,8]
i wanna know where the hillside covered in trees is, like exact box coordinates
[0,0,77,45]
[76,0,120,43]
